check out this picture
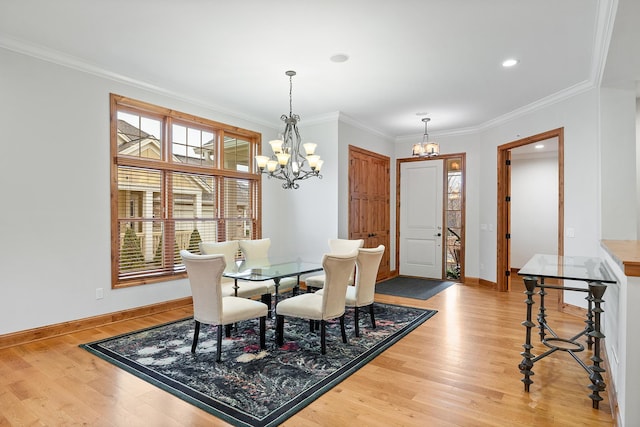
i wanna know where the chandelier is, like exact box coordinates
[412,117,439,157]
[255,70,323,190]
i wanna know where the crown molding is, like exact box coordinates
[592,0,618,87]
[396,78,596,142]
[336,112,392,139]
[0,34,279,131]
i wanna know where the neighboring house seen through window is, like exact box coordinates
[111,94,261,288]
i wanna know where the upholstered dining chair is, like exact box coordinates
[180,250,268,362]
[305,238,364,291]
[318,245,385,337]
[199,241,274,305]
[238,238,298,294]
[276,252,357,354]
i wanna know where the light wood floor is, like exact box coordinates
[0,283,616,426]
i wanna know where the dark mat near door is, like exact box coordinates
[375,276,456,300]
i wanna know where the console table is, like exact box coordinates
[518,254,616,409]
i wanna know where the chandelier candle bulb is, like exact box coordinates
[267,160,278,172]
[276,152,290,166]
[255,155,270,170]
[306,155,320,169]
[269,139,283,154]
[303,143,317,155]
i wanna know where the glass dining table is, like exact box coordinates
[517,253,616,409]
[223,258,323,313]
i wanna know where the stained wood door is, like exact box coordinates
[348,145,390,281]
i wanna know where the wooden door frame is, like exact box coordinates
[496,128,564,292]
[396,153,466,280]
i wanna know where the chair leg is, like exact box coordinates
[309,319,314,332]
[191,320,201,353]
[340,315,348,344]
[216,325,223,363]
[320,320,326,354]
[261,293,272,317]
[354,307,360,337]
[225,324,232,338]
[276,315,284,346]
[369,304,376,329]
[259,316,266,349]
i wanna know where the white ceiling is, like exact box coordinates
[0,0,637,139]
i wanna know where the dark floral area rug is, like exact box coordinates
[81,303,436,427]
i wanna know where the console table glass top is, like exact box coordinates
[518,254,615,284]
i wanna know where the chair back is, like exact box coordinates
[180,250,226,325]
[328,239,363,282]
[239,238,271,262]
[354,245,385,306]
[321,252,357,319]
[328,238,364,253]
[199,240,239,273]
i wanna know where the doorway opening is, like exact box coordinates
[496,128,564,293]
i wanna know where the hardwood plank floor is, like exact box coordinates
[0,283,616,426]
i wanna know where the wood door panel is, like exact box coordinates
[348,145,390,281]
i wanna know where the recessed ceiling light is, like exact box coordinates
[535,144,544,149]
[502,58,519,68]
[330,53,349,63]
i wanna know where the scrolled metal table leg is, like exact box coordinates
[587,282,606,409]
[585,291,594,350]
[537,278,547,341]
[519,277,537,392]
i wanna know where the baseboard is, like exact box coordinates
[0,297,193,350]
[561,302,587,318]
[478,277,497,288]
[601,339,620,423]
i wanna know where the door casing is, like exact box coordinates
[496,128,564,293]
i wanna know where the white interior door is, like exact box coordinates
[399,160,444,278]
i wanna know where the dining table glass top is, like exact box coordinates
[518,254,616,283]
[222,258,323,281]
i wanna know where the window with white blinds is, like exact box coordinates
[111,94,261,287]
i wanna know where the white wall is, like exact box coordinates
[264,116,341,262]
[510,154,559,268]
[600,87,637,240]
[0,47,282,334]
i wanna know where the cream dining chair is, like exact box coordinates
[199,241,274,307]
[238,238,299,295]
[304,238,364,292]
[180,250,268,362]
[317,245,385,337]
[275,252,357,354]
